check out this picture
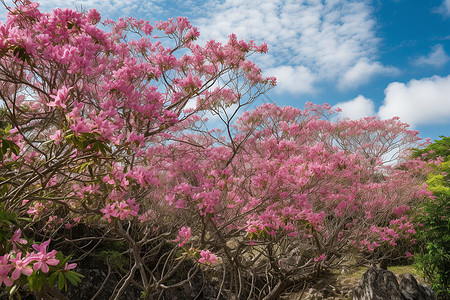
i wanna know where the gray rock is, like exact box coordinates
[352,268,405,300]
[353,269,438,300]
[399,274,437,300]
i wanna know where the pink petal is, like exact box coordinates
[22,266,33,276]
[47,258,59,266]
[40,263,49,273]
[11,268,21,280]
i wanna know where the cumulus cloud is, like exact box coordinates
[412,44,450,68]
[339,58,399,89]
[435,0,450,17]
[195,0,391,94]
[0,0,165,22]
[333,95,376,120]
[264,65,315,94]
[378,75,450,127]
[0,0,396,95]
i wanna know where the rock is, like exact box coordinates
[352,269,438,300]
[352,268,405,300]
[399,274,437,300]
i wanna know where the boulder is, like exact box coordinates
[399,274,437,300]
[353,268,405,300]
[353,268,437,300]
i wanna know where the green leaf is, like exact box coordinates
[65,271,83,286]
[10,142,19,155]
[58,272,65,290]
[49,271,59,287]
[88,164,94,177]
[98,143,107,156]
[2,139,9,154]
[55,251,65,263]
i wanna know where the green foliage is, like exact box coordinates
[65,131,112,156]
[0,123,20,160]
[99,249,127,270]
[414,136,450,299]
[47,253,85,292]
[413,136,450,162]
[0,205,20,249]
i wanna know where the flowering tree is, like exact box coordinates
[161,103,431,299]
[0,0,274,298]
[0,1,431,299]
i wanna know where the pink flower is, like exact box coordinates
[10,229,27,251]
[100,199,139,222]
[49,130,63,145]
[314,253,326,262]
[198,250,217,266]
[64,262,77,271]
[174,226,191,247]
[32,239,51,254]
[70,120,91,134]
[33,253,59,273]
[48,86,71,109]
[100,203,118,222]
[10,253,33,280]
[32,240,59,273]
[0,255,13,287]
[27,202,44,218]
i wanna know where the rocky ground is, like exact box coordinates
[281,265,431,300]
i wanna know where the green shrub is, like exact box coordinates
[414,136,450,299]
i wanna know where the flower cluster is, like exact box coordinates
[174,226,191,247]
[198,250,218,266]
[100,198,140,223]
[0,232,66,287]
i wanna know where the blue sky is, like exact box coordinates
[1,0,449,141]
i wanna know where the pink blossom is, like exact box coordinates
[31,239,51,254]
[70,120,91,134]
[49,130,63,145]
[174,226,191,247]
[314,253,326,262]
[64,262,77,270]
[138,209,155,223]
[100,199,139,222]
[48,86,71,108]
[10,253,33,280]
[33,252,59,273]
[198,250,218,266]
[27,202,44,218]
[10,229,27,245]
[0,255,13,287]
[32,240,60,273]
[100,203,118,222]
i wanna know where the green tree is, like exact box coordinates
[414,136,450,299]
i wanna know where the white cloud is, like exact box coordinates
[0,0,396,95]
[436,0,450,17]
[194,0,391,94]
[264,65,315,94]
[333,95,376,120]
[339,58,399,89]
[378,75,450,127]
[0,0,165,22]
[412,44,450,68]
